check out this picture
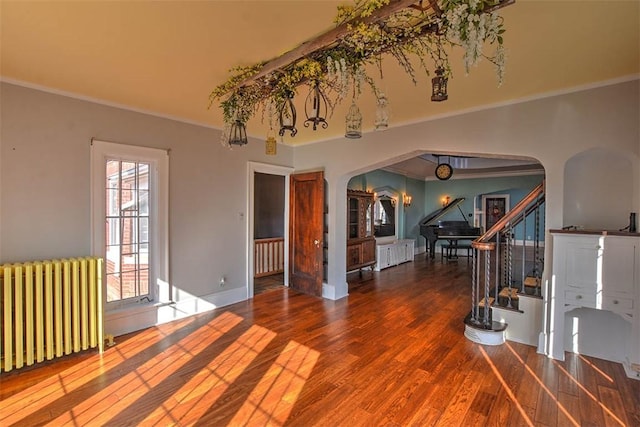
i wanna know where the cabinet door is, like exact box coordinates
[348,197,359,239]
[377,245,390,269]
[347,243,361,269]
[602,236,637,295]
[565,240,600,290]
[362,239,376,265]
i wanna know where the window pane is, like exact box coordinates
[105,218,120,245]
[120,190,137,212]
[139,269,149,295]
[106,273,121,302]
[106,161,120,189]
[139,217,149,244]
[121,162,137,189]
[121,271,138,299]
[138,164,149,190]
[106,189,119,216]
[139,190,149,216]
[120,218,135,245]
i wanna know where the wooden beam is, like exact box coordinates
[234,0,515,90]
[238,0,419,87]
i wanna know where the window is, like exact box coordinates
[91,140,168,310]
[105,161,150,303]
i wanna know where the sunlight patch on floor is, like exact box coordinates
[504,343,580,427]
[141,323,276,425]
[478,346,535,427]
[47,312,242,426]
[228,340,319,425]
[551,359,626,426]
[0,315,200,425]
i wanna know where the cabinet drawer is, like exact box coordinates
[602,295,634,312]
[564,289,596,308]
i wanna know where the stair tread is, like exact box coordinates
[524,276,540,287]
[499,288,519,299]
[477,296,495,307]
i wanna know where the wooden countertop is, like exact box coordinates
[550,229,640,237]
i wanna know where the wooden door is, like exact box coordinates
[289,171,324,296]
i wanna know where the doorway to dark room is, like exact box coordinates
[253,171,286,295]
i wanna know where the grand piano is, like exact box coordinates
[420,197,482,259]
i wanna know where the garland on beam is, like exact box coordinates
[210,0,513,144]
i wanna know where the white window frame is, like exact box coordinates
[91,139,169,311]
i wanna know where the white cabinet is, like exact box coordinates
[375,239,415,271]
[550,231,639,378]
[559,234,636,316]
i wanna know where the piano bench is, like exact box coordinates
[441,244,472,262]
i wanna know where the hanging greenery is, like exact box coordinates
[210,0,510,136]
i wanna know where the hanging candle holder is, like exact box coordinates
[374,91,389,131]
[265,128,277,155]
[278,90,298,137]
[431,36,448,102]
[431,67,448,102]
[228,119,248,146]
[345,99,362,139]
[304,80,329,131]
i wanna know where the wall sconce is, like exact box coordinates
[403,194,412,208]
[441,195,451,207]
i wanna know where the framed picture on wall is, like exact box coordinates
[482,194,510,232]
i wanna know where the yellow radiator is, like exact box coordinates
[0,257,103,373]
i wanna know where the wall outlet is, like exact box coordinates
[219,276,226,287]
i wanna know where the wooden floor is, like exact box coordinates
[1,256,639,426]
[254,273,285,295]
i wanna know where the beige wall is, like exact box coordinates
[293,79,640,299]
[0,82,294,302]
[1,79,639,343]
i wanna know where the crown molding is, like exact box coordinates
[0,77,222,131]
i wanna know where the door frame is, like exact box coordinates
[247,162,293,298]
[481,194,510,232]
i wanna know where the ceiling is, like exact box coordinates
[1,1,638,178]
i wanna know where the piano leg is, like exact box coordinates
[428,237,437,259]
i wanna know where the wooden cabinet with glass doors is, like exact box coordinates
[346,190,376,273]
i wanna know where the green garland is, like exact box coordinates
[210,0,508,130]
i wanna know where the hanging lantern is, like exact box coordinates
[265,129,277,155]
[345,99,362,139]
[228,119,248,146]
[374,92,389,131]
[431,67,448,102]
[278,90,297,137]
[304,80,328,131]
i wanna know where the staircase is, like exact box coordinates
[464,181,545,346]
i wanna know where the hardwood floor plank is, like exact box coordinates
[597,385,630,427]
[434,370,484,426]
[1,256,638,427]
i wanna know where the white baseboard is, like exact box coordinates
[323,282,348,300]
[105,286,247,338]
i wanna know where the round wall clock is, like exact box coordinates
[435,163,453,180]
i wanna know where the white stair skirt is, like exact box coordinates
[464,324,507,346]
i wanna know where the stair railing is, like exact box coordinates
[468,181,545,330]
